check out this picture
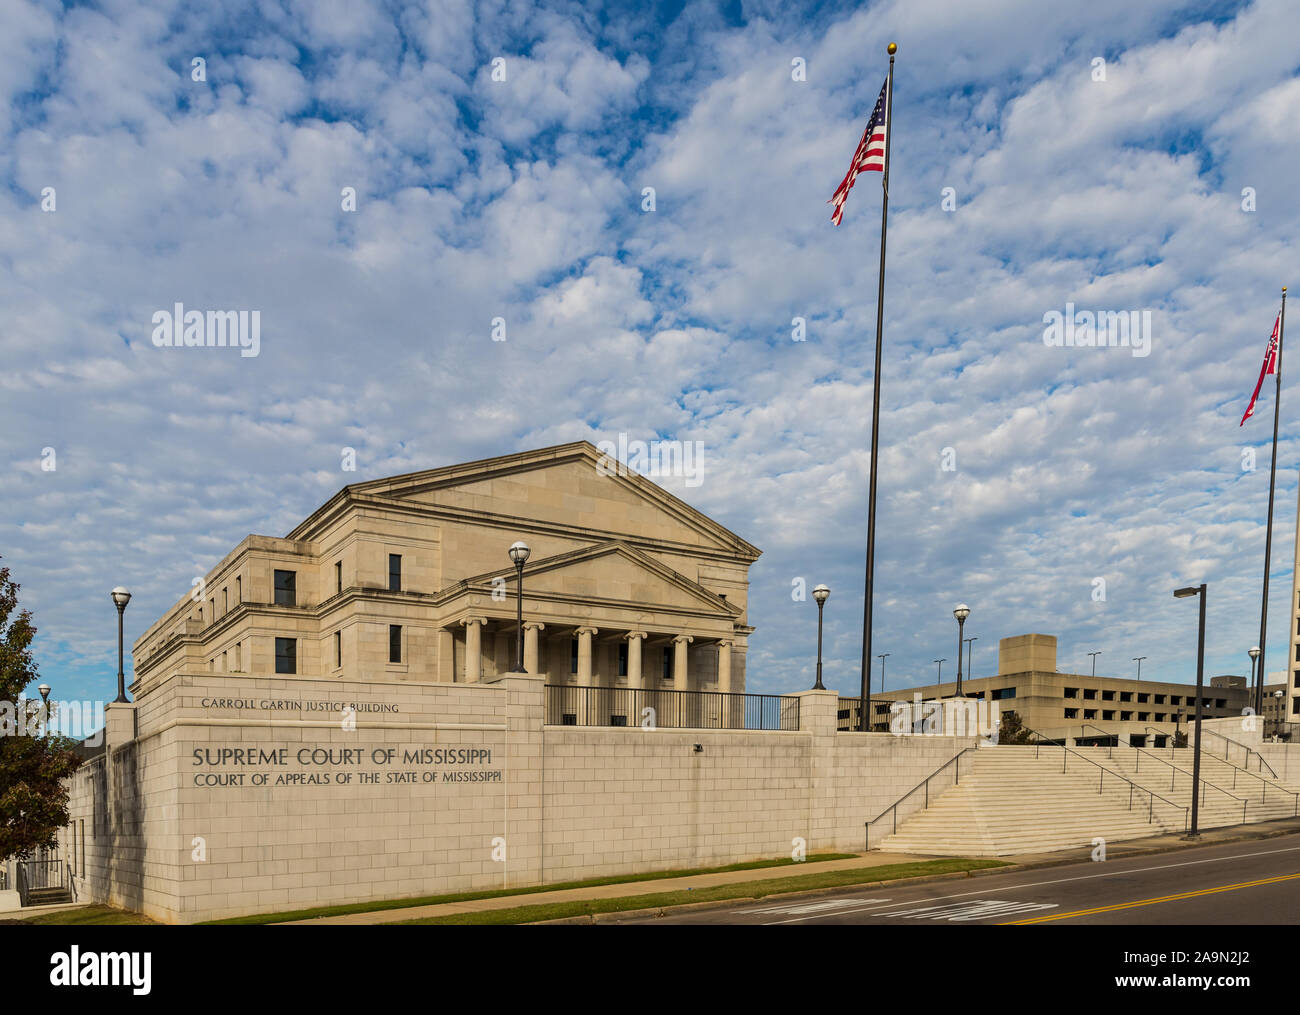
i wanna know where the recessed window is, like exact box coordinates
[274,570,296,607]
[618,642,628,677]
[335,561,342,595]
[1084,709,1097,720]
[1064,687,1079,698]
[1137,693,1149,703]
[1119,691,1132,702]
[990,687,1016,701]
[334,631,342,669]
[236,576,241,602]
[389,625,402,664]
[275,637,297,674]
[234,642,241,671]
[1064,708,1078,719]
[1120,711,1132,721]
[388,554,402,593]
[1102,710,1115,720]
[1083,689,1097,700]
[1154,694,1166,704]
[222,587,228,614]
[1170,695,1182,706]
[662,646,672,679]
[1154,712,1165,722]
[570,639,579,674]
[1102,690,1115,701]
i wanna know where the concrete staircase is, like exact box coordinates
[876,743,1300,858]
[1089,747,1300,828]
[875,745,1185,857]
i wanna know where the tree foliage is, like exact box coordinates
[0,560,82,862]
[995,709,1036,745]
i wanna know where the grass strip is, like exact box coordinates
[201,853,858,925]
[396,857,1009,925]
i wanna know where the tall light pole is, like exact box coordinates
[110,587,132,703]
[953,604,969,697]
[1175,583,1208,839]
[1132,655,1147,681]
[934,658,946,683]
[38,683,51,737]
[1088,650,1101,677]
[508,542,530,672]
[877,652,890,693]
[964,636,978,682]
[813,584,830,690]
[1249,646,1261,716]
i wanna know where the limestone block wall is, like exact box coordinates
[64,679,975,924]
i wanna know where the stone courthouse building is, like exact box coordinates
[61,441,987,924]
[132,440,758,699]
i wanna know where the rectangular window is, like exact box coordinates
[1138,712,1149,722]
[1102,690,1115,701]
[1120,711,1132,721]
[1084,709,1097,720]
[335,561,342,595]
[663,647,672,679]
[275,637,297,674]
[221,651,227,671]
[609,714,628,727]
[389,625,402,664]
[1137,693,1149,703]
[334,631,342,669]
[990,687,1016,700]
[618,642,628,677]
[1170,695,1181,706]
[222,588,228,614]
[1102,710,1115,720]
[1154,713,1166,722]
[1083,688,1097,700]
[236,575,241,602]
[1064,708,1078,719]
[1155,694,1166,704]
[1064,687,1079,698]
[570,639,579,674]
[235,641,241,671]
[389,554,402,592]
[1215,698,1226,709]
[1120,691,1132,702]
[274,570,296,607]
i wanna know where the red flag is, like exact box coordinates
[1241,313,1282,426]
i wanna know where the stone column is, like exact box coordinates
[575,627,598,685]
[673,635,693,691]
[717,639,733,694]
[463,616,487,683]
[625,631,646,690]
[523,622,545,675]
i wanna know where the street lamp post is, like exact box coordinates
[1174,583,1208,838]
[877,652,890,693]
[38,683,50,737]
[813,584,830,690]
[934,658,946,683]
[1088,651,1101,677]
[1249,646,1261,718]
[964,637,978,682]
[508,542,531,671]
[110,587,132,703]
[1133,656,1147,681]
[953,604,969,697]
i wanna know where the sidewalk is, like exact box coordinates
[279,813,1300,925]
[276,852,922,925]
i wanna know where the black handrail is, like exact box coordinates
[1078,723,1250,821]
[864,746,981,850]
[1197,727,1280,780]
[1022,722,1189,830]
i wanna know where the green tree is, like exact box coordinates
[0,560,82,862]
[995,709,1035,745]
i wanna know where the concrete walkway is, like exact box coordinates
[276,853,923,925]
[281,813,1300,925]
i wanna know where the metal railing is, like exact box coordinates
[865,746,980,850]
[1022,723,1189,831]
[1197,728,1279,779]
[544,684,799,731]
[1143,726,1172,749]
[1078,724,1251,822]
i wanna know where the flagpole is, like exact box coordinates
[859,42,896,732]
[1257,286,1287,718]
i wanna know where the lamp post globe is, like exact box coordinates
[508,543,530,671]
[812,585,830,690]
[111,586,131,704]
[953,603,970,696]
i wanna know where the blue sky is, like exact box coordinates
[3,0,1299,708]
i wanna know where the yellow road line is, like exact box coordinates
[1000,871,1300,924]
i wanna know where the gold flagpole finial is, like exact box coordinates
[888,42,897,54]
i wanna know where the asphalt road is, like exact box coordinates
[611,832,1300,925]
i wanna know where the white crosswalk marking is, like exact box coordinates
[750,898,891,916]
[878,899,1058,922]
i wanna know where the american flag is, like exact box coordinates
[1240,312,1282,426]
[829,77,889,226]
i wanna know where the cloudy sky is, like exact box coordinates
[3,0,1298,708]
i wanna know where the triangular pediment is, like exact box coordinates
[295,441,758,559]
[440,541,740,616]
